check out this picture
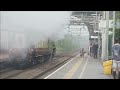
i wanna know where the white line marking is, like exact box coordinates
[79,56,89,79]
[44,54,79,79]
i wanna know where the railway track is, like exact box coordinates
[0,68,14,74]
[0,58,58,79]
[0,52,78,79]
[32,53,77,79]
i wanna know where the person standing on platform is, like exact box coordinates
[81,48,85,57]
[90,43,92,56]
[94,43,98,59]
[90,43,93,57]
[112,38,120,79]
[92,43,95,58]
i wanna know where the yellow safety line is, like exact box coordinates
[63,58,84,79]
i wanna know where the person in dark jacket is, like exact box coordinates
[51,43,56,58]
[90,43,92,56]
[92,43,98,59]
[92,43,95,58]
[94,43,98,59]
[112,38,120,79]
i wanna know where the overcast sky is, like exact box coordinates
[1,11,71,36]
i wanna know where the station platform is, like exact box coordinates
[79,56,113,79]
[44,54,113,79]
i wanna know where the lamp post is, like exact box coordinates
[113,11,115,46]
[98,14,101,60]
[79,27,81,50]
[105,11,109,61]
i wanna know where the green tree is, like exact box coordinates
[108,11,120,56]
[115,11,120,40]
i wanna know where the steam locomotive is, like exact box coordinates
[1,30,56,68]
[9,40,56,68]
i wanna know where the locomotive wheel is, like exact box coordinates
[41,56,44,63]
[31,58,37,65]
[28,55,35,66]
[44,55,47,62]
[32,60,35,65]
[49,54,53,61]
[47,55,50,61]
[46,55,49,61]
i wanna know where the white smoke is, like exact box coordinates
[1,11,71,34]
[0,11,72,49]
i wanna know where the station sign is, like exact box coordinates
[91,36,98,39]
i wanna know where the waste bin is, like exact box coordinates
[103,60,112,75]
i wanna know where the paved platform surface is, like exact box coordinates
[44,54,113,79]
[80,56,113,79]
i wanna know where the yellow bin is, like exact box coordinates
[103,60,112,75]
